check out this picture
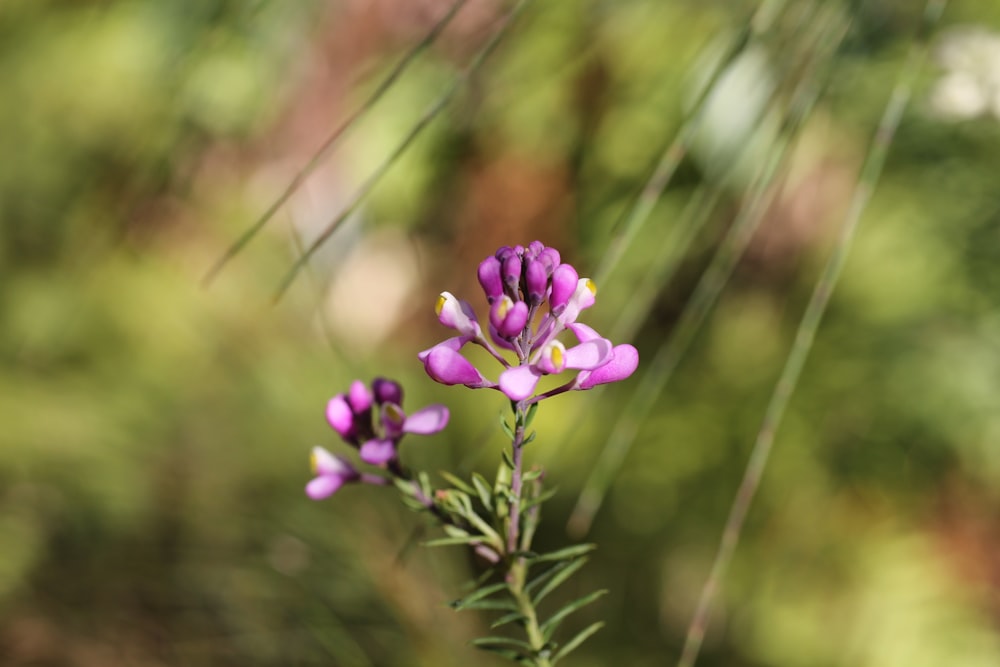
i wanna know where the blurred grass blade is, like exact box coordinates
[594,0,788,287]
[551,620,604,664]
[203,0,468,286]
[272,0,534,302]
[677,3,947,666]
[568,10,848,539]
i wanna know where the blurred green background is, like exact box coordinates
[3,0,1000,665]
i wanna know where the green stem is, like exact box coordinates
[508,558,552,667]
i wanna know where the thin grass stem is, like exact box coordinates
[202,0,468,286]
[676,3,946,666]
[271,0,533,302]
[568,13,848,538]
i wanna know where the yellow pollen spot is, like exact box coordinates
[551,345,564,369]
[497,296,512,318]
[310,451,319,474]
[435,294,447,316]
[586,279,597,296]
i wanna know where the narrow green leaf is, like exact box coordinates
[471,643,529,663]
[423,536,481,548]
[392,476,416,495]
[522,469,544,482]
[521,486,558,511]
[532,544,596,563]
[533,557,588,606]
[455,598,520,612]
[524,401,539,427]
[523,431,536,446]
[443,524,469,539]
[524,560,568,597]
[540,589,608,641]
[552,621,604,664]
[501,448,516,470]
[418,471,432,498]
[472,473,493,511]
[440,471,476,495]
[500,413,515,440]
[471,636,534,651]
[450,582,509,610]
[490,611,528,629]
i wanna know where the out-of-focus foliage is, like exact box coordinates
[2,0,1000,665]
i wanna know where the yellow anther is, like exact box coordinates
[435,293,448,316]
[586,279,597,296]
[310,451,319,474]
[550,344,564,369]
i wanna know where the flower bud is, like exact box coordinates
[477,256,503,303]
[372,377,403,405]
[524,257,548,304]
[490,296,529,338]
[502,255,522,293]
[348,379,373,413]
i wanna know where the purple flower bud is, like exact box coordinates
[550,263,579,310]
[348,380,373,413]
[495,246,514,261]
[326,395,355,439]
[477,256,504,303]
[576,344,639,389]
[423,343,493,388]
[524,258,548,304]
[490,296,529,338]
[436,292,481,337]
[539,247,560,271]
[372,377,403,405]
[502,255,522,293]
[527,240,545,257]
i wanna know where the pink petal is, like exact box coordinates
[499,365,541,401]
[418,336,469,363]
[567,322,601,343]
[403,404,450,435]
[348,380,372,412]
[311,446,353,477]
[550,264,579,310]
[306,475,345,500]
[564,338,613,370]
[325,395,354,437]
[359,439,396,465]
[424,345,488,387]
[577,344,639,389]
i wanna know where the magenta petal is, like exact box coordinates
[499,365,541,401]
[418,336,469,363]
[348,380,373,412]
[478,256,504,302]
[567,322,601,343]
[577,344,639,389]
[564,338,613,370]
[326,395,354,437]
[424,345,488,386]
[550,264,579,310]
[312,446,353,477]
[403,404,449,435]
[306,475,344,500]
[360,439,396,465]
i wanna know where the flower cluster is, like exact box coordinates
[420,242,639,402]
[306,378,449,499]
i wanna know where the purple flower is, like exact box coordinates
[420,242,638,402]
[321,377,450,471]
[306,446,359,499]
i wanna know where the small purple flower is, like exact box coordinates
[306,446,359,499]
[420,242,638,402]
[319,377,450,476]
